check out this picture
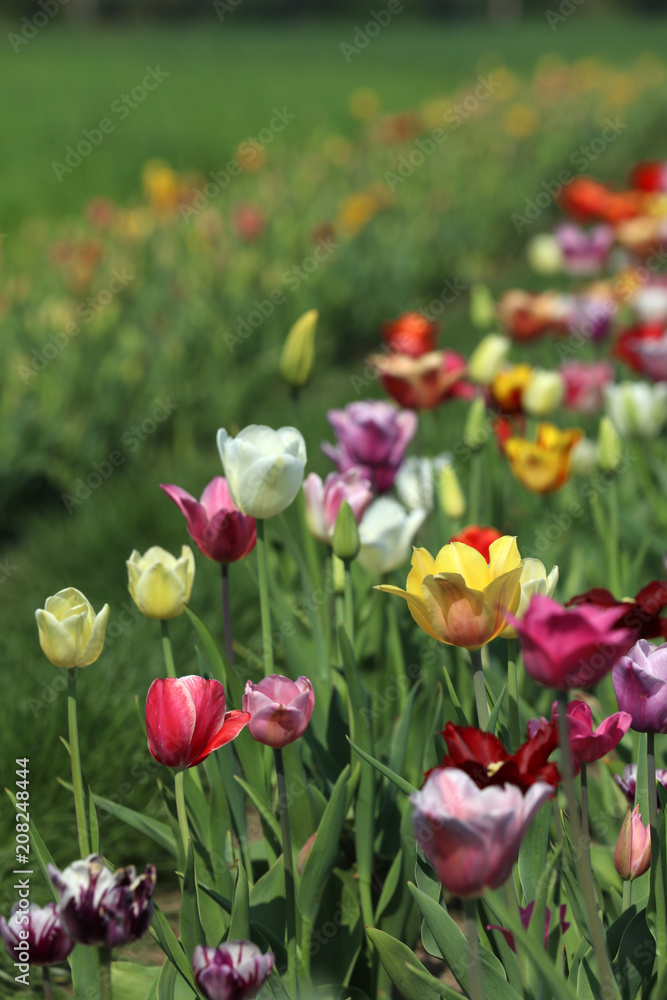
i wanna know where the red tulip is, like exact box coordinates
[449,525,503,563]
[613,322,667,378]
[370,350,475,410]
[146,676,250,770]
[567,581,667,640]
[242,674,314,748]
[630,161,667,193]
[381,312,437,357]
[160,478,256,564]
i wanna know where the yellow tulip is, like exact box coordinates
[279,309,318,389]
[376,536,523,651]
[127,545,195,620]
[504,424,583,494]
[35,588,109,669]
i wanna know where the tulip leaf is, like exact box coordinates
[89,790,178,856]
[228,852,251,941]
[414,850,443,960]
[249,854,286,932]
[441,662,470,727]
[114,961,195,1000]
[281,741,320,849]
[613,906,655,1000]
[298,764,350,923]
[339,625,372,752]
[5,787,58,898]
[408,883,521,999]
[179,842,206,969]
[421,683,444,775]
[234,774,282,856]
[518,801,552,903]
[365,927,460,1000]
[561,849,594,947]
[151,902,197,991]
[486,683,507,734]
[88,786,100,855]
[375,849,404,924]
[347,736,417,797]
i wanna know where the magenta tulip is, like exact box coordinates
[1,903,74,966]
[303,468,373,544]
[146,675,250,770]
[561,360,614,414]
[160,478,256,564]
[193,941,275,1000]
[555,222,614,275]
[488,901,569,952]
[612,638,667,732]
[242,674,314,749]
[321,400,417,494]
[411,767,553,897]
[615,762,667,805]
[553,699,632,768]
[509,594,637,689]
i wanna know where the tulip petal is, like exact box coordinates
[80,604,110,667]
[134,562,187,619]
[192,710,251,764]
[146,678,198,768]
[35,608,86,669]
[375,584,440,641]
[235,453,305,518]
[434,543,489,591]
[422,574,494,650]
[407,547,436,597]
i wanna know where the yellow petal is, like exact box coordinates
[487,536,522,579]
[483,565,524,640]
[434,541,489,591]
[406,546,436,597]
[375,583,439,641]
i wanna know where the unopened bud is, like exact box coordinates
[598,416,622,471]
[614,805,651,881]
[470,283,496,330]
[279,308,318,388]
[438,464,466,520]
[468,333,510,385]
[332,500,360,563]
[463,396,489,452]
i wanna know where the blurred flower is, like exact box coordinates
[490,364,534,414]
[613,322,667,375]
[381,312,438,357]
[553,699,632,769]
[371,349,474,410]
[127,546,195,619]
[567,581,667,640]
[561,360,614,413]
[348,87,380,120]
[569,292,614,343]
[613,639,667,733]
[526,234,563,275]
[146,675,250,769]
[303,469,372,544]
[48,855,156,948]
[357,497,426,575]
[624,331,667,382]
[630,161,667,193]
[497,290,572,341]
[559,176,642,225]
[280,309,318,389]
[521,369,565,417]
[632,283,667,324]
[598,416,622,471]
[437,463,466,520]
[337,190,384,234]
[470,284,496,330]
[218,425,307,518]
[1,903,74,966]
[242,674,314,749]
[488,902,569,952]
[332,499,360,562]
[160,478,256,564]
[449,525,503,561]
[615,762,667,806]
[193,942,275,1000]
[509,594,637,689]
[395,454,450,512]
[85,197,116,229]
[615,806,652,881]
[468,334,510,385]
[504,103,539,137]
[501,558,559,639]
[555,223,615,275]
[142,159,183,213]
[35,588,109,669]
[503,424,583,494]
[376,536,523,650]
[570,437,599,477]
[429,722,560,792]
[411,768,553,897]
[322,400,417,494]
[233,204,265,241]
[604,381,667,437]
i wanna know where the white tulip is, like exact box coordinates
[501,559,559,639]
[604,382,667,438]
[217,424,307,518]
[394,453,451,513]
[468,334,511,385]
[358,497,427,575]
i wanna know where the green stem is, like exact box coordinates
[607,479,622,597]
[160,620,177,678]
[275,749,298,998]
[256,519,274,676]
[42,966,52,1000]
[344,562,354,647]
[468,450,483,524]
[647,733,667,965]
[556,692,620,1000]
[580,762,589,846]
[507,638,520,751]
[174,770,190,857]
[622,878,632,913]
[68,670,90,858]
[220,563,236,671]
[99,946,112,1000]
[463,897,484,1000]
[469,649,489,729]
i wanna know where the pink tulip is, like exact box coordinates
[614,805,652,880]
[509,594,637,689]
[615,763,667,805]
[411,768,553,897]
[145,676,250,770]
[612,638,667,733]
[193,941,275,1000]
[321,400,417,494]
[160,478,256,564]
[555,223,615,275]
[303,469,373,544]
[552,699,632,770]
[561,360,614,414]
[242,674,314,749]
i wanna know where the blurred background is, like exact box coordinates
[1,0,667,990]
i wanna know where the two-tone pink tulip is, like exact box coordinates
[193,941,274,1000]
[160,477,256,564]
[302,469,373,545]
[242,675,314,749]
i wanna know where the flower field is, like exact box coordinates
[5,15,667,1000]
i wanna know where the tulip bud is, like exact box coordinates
[332,500,360,563]
[297,831,317,876]
[526,233,563,275]
[438,464,466,520]
[598,416,622,471]
[522,370,565,417]
[570,437,599,478]
[463,396,489,452]
[614,806,651,881]
[279,308,318,388]
[468,334,510,385]
[470,283,496,330]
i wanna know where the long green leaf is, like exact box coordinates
[91,791,177,856]
[298,765,350,922]
[346,737,416,796]
[229,853,251,940]
[179,842,206,968]
[366,927,459,1000]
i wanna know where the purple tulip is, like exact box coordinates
[193,941,275,1000]
[48,855,156,947]
[569,293,614,342]
[321,400,417,493]
[242,674,314,749]
[555,223,615,276]
[615,763,667,805]
[1,903,74,966]
[160,477,256,564]
[612,638,667,733]
[302,468,373,544]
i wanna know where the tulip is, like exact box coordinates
[629,333,667,382]
[146,675,250,769]
[497,290,573,341]
[357,497,426,575]
[633,286,667,324]
[127,545,195,619]
[449,525,503,562]
[193,942,275,1000]
[488,901,569,952]
[437,464,466,520]
[377,536,523,650]
[381,311,437,357]
[604,381,667,438]
[463,396,489,451]
[558,176,642,225]
[631,160,667,193]
[1,903,74,966]
[411,768,553,896]
[553,699,632,768]
[490,364,534,414]
[242,674,314,749]
[322,400,417,494]
[217,425,307,519]
[302,469,372,545]
[332,500,360,563]
[395,455,452,512]
[279,309,318,389]
[160,478,256,564]
[469,283,496,330]
[370,349,474,410]
[467,333,510,385]
[554,222,615,275]
[567,581,667,641]
[501,558,558,639]
[613,321,666,375]
[509,594,637,689]
[521,369,565,417]
[503,424,583,494]
[597,416,622,471]
[561,360,614,414]
[612,639,667,733]
[35,588,109,669]
[615,763,667,806]
[571,290,614,344]
[48,855,156,947]
[614,806,652,880]
[570,437,599,478]
[526,233,563,275]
